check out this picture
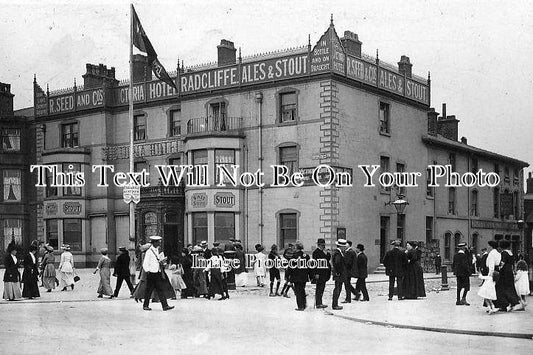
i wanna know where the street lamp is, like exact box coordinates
[385,187,409,214]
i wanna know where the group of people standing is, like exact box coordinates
[382,240,426,301]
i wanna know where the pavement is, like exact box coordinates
[1,269,532,354]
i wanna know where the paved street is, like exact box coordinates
[1,269,532,354]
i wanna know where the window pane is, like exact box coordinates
[134,115,146,141]
[3,218,22,249]
[379,102,390,134]
[192,150,208,165]
[280,213,297,248]
[170,110,181,136]
[214,212,235,242]
[280,92,297,122]
[215,149,235,184]
[1,128,21,151]
[192,212,208,245]
[280,146,297,174]
[3,169,21,201]
[62,163,82,196]
[63,219,82,251]
[46,219,59,249]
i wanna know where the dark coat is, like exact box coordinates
[3,254,20,282]
[383,247,407,277]
[312,248,331,283]
[344,248,358,277]
[479,252,489,276]
[331,249,346,280]
[290,250,312,283]
[354,252,368,279]
[22,252,40,298]
[114,253,131,277]
[434,255,442,267]
[452,251,470,277]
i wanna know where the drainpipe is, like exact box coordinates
[255,92,264,246]
[243,143,249,252]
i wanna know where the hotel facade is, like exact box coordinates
[5,21,526,268]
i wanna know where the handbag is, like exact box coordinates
[74,270,80,282]
[492,270,500,282]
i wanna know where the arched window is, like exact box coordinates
[143,212,158,239]
[470,190,478,217]
[444,232,452,260]
[448,187,456,215]
[472,233,479,254]
[454,232,462,252]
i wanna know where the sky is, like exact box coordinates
[1,0,532,178]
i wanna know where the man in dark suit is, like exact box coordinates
[382,240,407,300]
[312,238,331,308]
[354,244,369,301]
[291,241,312,311]
[452,242,471,306]
[342,240,359,303]
[331,239,347,310]
[114,246,134,297]
[434,254,442,275]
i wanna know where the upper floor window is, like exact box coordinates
[2,169,21,202]
[279,212,297,249]
[62,163,81,196]
[210,102,227,131]
[396,163,405,195]
[471,157,478,173]
[134,115,146,141]
[280,92,297,123]
[513,168,519,185]
[425,216,433,245]
[1,128,21,152]
[61,122,79,148]
[426,167,434,197]
[444,232,451,261]
[448,187,456,215]
[380,156,390,192]
[215,149,235,185]
[494,163,500,175]
[46,166,58,198]
[513,191,520,219]
[169,109,181,136]
[470,190,478,217]
[379,102,390,134]
[448,153,456,171]
[279,146,298,175]
[493,187,500,218]
[504,166,510,182]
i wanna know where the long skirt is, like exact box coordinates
[181,269,195,298]
[478,277,496,300]
[3,282,22,301]
[97,268,113,296]
[193,269,208,296]
[171,274,187,291]
[59,271,75,288]
[42,264,57,290]
[235,272,248,287]
[402,266,419,299]
[208,269,224,296]
[22,271,40,298]
[414,264,426,297]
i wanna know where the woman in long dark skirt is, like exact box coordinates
[494,240,521,311]
[402,241,419,299]
[414,244,426,297]
[180,249,196,298]
[22,245,40,299]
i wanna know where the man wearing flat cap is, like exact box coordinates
[452,242,471,306]
[142,236,174,311]
[113,246,134,297]
[331,239,348,310]
[312,238,331,308]
[383,240,408,301]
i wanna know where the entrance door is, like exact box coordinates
[380,216,390,263]
[164,224,180,257]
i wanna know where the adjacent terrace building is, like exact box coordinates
[31,20,528,268]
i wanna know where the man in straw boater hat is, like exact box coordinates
[331,238,348,310]
[142,236,174,311]
[382,240,408,301]
[312,238,331,309]
[452,242,471,306]
[113,246,134,298]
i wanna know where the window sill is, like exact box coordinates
[379,131,391,137]
[277,120,298,127]
[425,195,434,200]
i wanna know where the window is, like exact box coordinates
[380,156,390,192]
[396,214,405,242]
[215,149,235,185]
[62,163,81,196]
[454,233,461,252]
[513,191,519,219]
[396,163,405,195]
[143,212,158,240]
[134,115,146,141]
[214,212,235,242]
[3,219,22,249]
[504,166,509,182]
[210,102,227,131]
[472,233,479,254]
[169,158,180,166]
[61,123,79,148]
[426,216,433,245]
[280,92,297,123]
[448,153,456,171]
[470,190,478,217]
[169,109,181,136]
[379,102,390,134]
[192,212,208,245]
[493,187,500,218]
[279,146,298,175]
[63,219,82,251]
[192,150,208,166]
[280,213,297,248]
[448,187,456,215]
[426,168,434,197]
[444,232,451,260]
[46,166,58,197]
[1,128,20,152]
[3,169,21,201]
[513,168,519,185]
[471,157,478,173]
[494,164,500,175]
[46,219,58,249]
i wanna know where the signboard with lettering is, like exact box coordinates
[45,203,58,216]
[214,192,235,208]
[102,140,179,161]
[34,84,48,117]
[346,55,377,86]
[191,193,208,208]
[63,202,82,215]
[471,219,519,231]
[75,88,104,110]
[123,185,140,204]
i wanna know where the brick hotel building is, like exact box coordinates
[2,20,528,268]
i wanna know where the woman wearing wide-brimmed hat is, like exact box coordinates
[41,245,57,292]
[94,248,113,299]
[3,243,22,301]
[22,244,40,299]
[58,244,75,291]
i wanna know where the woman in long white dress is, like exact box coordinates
[58,245,75,291]
[253,244,267,287]
[477,240,501,314]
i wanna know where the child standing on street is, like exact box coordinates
[254,244,267,287]
[515,260,530,309]
[169,259,187,299]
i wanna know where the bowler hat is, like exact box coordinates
[356,244,365,251]
[487,240,498,249]
[118,246,127,252]
[317,238,326,245]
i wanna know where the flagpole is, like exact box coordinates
[129,4,135,248]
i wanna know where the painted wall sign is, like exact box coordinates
[45,203,58,216]
[214,192,235,208]
[191,193,208,208]
[63,202,82,215]
[471,219,519,231]
[101,139,179,160]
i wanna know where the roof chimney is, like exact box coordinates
[217,40,236,66]
[341,31,362,57]
[83,63,118,88]
[427,108,438,136]
[0,82,14,117]
[460,137,467,144]
[437,104,460,141]
[398,55,412,77]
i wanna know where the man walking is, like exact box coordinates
[383,240,407,301]
[312,238,331,309]
[354,244,369,301]
[113,246,134,297]
[342,240,359,303]
[291,241,312,311]
[434,253,442,275]
[331,239,347,310]
[142,236,174,311]
[452,242,471,306]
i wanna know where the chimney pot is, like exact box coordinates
[341,31,362,57]
[398,55,412,77]
[217,39,236,66]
